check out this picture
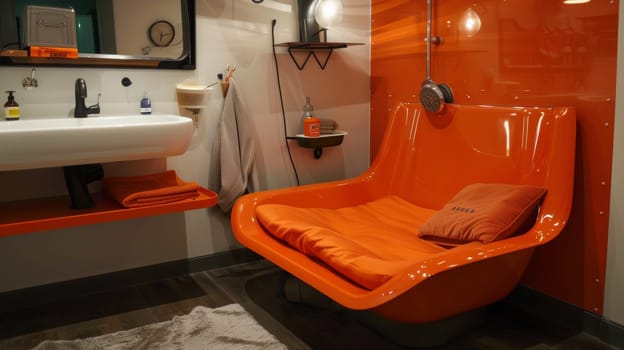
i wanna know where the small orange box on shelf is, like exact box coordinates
[29,46,78,59]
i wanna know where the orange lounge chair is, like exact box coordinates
[231,102,576,324]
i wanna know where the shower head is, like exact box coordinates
[420,80,453,114]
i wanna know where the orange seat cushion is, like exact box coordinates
[418,183,547,244]
[256,196,445,290]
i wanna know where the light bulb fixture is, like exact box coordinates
[314,0,344,40]
[563,0,590,4]
[458,7,481,37]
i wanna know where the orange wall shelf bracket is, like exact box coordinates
[0,187,217,237]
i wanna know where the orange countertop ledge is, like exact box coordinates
[0,187,217,237]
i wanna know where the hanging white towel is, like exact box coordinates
[216,78,259,212]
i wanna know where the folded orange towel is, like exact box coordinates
[103,170,200,208]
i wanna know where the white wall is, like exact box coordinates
[604,0,624,326]
[0,0,370,293]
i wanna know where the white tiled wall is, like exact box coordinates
[0,0,370,292]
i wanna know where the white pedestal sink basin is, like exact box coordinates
[0,114,193,171]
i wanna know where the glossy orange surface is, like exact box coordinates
[0,188,217,237]
[371,0,616,314]
[231,103,576,323]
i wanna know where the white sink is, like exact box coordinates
[0,114,193,171]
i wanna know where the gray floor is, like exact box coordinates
[0,260,618,350]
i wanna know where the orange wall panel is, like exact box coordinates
[371,0,618,314]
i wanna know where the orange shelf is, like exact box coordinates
[0,187,217,237]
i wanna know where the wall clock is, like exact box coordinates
[148,20,175,47]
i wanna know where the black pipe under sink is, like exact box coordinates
[63,164,104,209]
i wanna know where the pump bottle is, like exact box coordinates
[140,93,152,115]
[4,90,20,120]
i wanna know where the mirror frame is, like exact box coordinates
[0,0,196,70]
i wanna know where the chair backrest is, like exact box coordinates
[367,103,576,242]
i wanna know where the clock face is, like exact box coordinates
[148,20,175,47]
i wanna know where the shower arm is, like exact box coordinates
[419,0,453,114]
[426,0,432,81]
[425,0,442,82]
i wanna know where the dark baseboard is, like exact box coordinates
[0,248,262,314]
[506,285,624,349]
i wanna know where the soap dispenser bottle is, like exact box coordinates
[140,93,152,115]
[302,96,320,137]
[4,90,20,120]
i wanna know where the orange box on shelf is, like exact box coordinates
[29,46,78,59]
[303,117,321,137]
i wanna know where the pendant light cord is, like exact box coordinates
[271,19,301,186]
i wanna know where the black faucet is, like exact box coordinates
[74,78,100,118]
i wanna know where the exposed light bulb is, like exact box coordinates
[314,0,344,29]
[563,0,590,4]
[459,7,481,37]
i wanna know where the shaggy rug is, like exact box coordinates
[31,304,287,350]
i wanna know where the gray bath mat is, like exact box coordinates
[31,304,287,350]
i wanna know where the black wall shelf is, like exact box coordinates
[288,131,348,159]
[275,42,364,70]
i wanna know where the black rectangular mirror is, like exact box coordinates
[0,0,195,69]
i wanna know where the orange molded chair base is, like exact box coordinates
[231,103,576,323]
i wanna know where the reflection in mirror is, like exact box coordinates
[0,0,195,69]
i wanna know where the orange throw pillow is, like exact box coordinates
[418,183,547,244]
